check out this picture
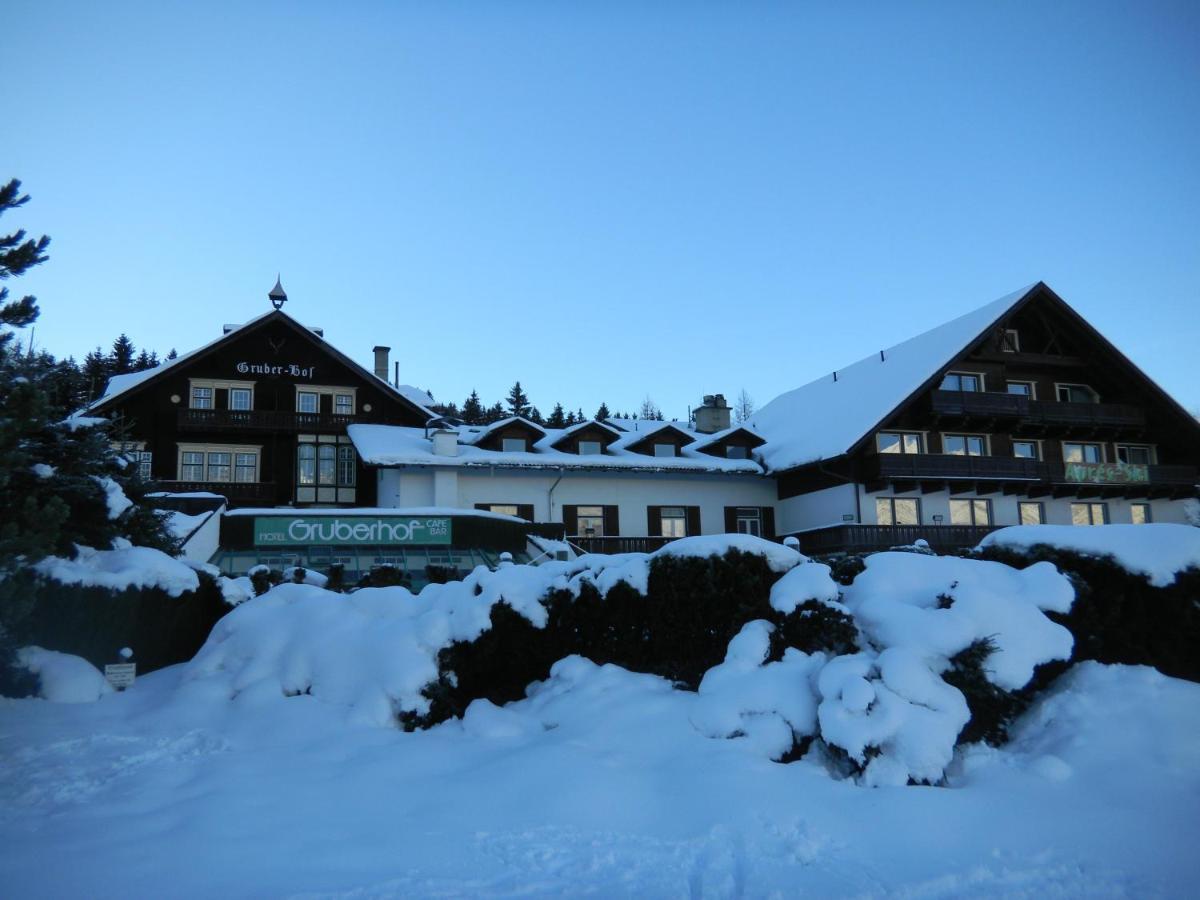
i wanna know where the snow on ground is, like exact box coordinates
[1,658,1196,898]
[980,523,1200,587]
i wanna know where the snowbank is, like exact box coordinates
[34,545,201,597]
[653,533,804,573]
[768,561,843,613]
[980,523,1200,587]
[15,647,112,703]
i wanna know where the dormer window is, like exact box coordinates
[502,437,527,452]
[653,443,677,458]
[577,440,602,456]
[1002,329,1020,352]
[725,445,749,459]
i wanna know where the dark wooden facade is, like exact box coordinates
[778,284,1200,504]
[93,311,428,508]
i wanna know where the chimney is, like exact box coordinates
[694,393,731,434]
[372,346,390,381]
[431,429,459,457]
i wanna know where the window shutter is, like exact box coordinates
[562,505,579,536]
[602,506,620,536]
[517,504,535,522]
[474,503,489,511]
[723,507,737,534]
[686,506,701,536]
[646,506,662,537]
[762,507,776,541]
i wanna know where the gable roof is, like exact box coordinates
[458,416,547,446]
[750,283,1039,471]
[692,424,767,455]
[549,419,622,450]
[619,421,697,453]
[86,309,434,421]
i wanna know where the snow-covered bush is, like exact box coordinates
[975,529,1200,682]
[15,646,112,702]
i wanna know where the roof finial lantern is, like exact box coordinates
[269,275,288,310]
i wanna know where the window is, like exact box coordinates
[230,388,252,411]
[318,445,337,485]
[1019,501,1044,525]
[660,506,688,537]
[297,392,319,414]
[179,444,260,483]
[181,451,205,481]
[1002,329,1020,352]
[653,443,676,458]
[337,445,356,486]
[1071,502,1108,525]
[334,394,354,415]
[1116,444,1153,465]
[735,507,762,536]
[878,432,923,454]
[941,372,981,392]
[876,497,920,526]
[943,434,986,456]
[577,440,602,456]
[1006,381,1034,397]
[191,386,213,409]
[501,437,527,453]
[950,498,992,525]
[486,504,520,517]
[297,444,316,485]
[135,451,153,480]
[577,505,605,536]
[234,452,257,483]
[1064,442,1103,464]
[1056,384,1097,403]
[1013,440,1040,460]
[1130,503,1152,525]
[725,445,749,460]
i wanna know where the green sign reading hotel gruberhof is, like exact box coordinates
[254,516,452,547]
[1063,462,1150,485]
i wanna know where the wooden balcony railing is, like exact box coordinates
[869,454,1196,486]
[154,480,278,504]
[796,524,999,556]
[570,535,678,555]
[929,391,1146,428]
[178,408,359,432]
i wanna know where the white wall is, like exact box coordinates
[376,466,777,535]
[775,484,857,535]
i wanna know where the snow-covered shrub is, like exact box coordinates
[975,536,1200,682]
[15,646,112,702]
[693,620,827,761]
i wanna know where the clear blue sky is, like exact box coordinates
[7,1,1199,417]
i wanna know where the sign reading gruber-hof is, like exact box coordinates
[1063,462,1150,484]
[254,516,453,547]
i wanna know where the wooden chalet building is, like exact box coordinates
[87,279,1199,572]
[86,281,431,508]
[754,282,1200,554]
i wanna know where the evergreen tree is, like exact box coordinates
[460,390,485,425]
[484,401,506,424]
[577,407,586,423]
[595,402,611,421]
[110,334,135,375]
[166,348,177,360]
[547,403,566,428]
[564,409,578,426]
[82,347,108,402]
[528,406,544,425]
[0,180,176,690]
[505,381,531,418]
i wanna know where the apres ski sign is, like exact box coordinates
[254,516,452,546]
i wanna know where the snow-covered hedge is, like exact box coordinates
[178,535,1094,786]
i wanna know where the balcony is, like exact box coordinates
[154,480,279,506]
[866,453,1197,497]
[796,524,998,556]
[178,408,359,433]
[929,391,1145,429]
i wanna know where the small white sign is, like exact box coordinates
[105,663,136,690]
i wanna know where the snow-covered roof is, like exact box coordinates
[86,309,434,420]
[690,424,766,453]
[396,384,435,408]
[348,423,766,475]
[750,284,1038,471]
[458,416,547,446]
